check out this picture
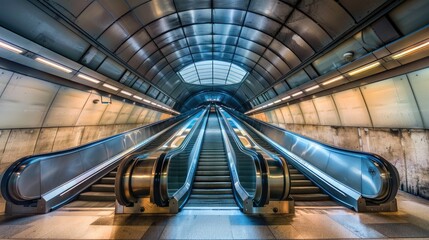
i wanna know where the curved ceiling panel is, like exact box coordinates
[4,0,394,111]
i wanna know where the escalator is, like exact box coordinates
[186,112,235,208]
[65,115,199,209]
[236,124,332,205]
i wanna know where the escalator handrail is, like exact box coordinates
[1,109,198,206]
[154,107,209,207]
[221,110,291,201]
[217,109,269,207]
[230,109,399,205]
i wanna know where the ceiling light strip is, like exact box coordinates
[35,57,73,73]
[77,73,100,84]
[322,76,343,85]
[0,40,23,54]
[102,83,119,91]
[392,41,429,59]
[348,62,380,76]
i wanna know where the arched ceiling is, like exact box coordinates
[0,0,401,112]
[179,91,242,112]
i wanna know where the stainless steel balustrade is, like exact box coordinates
[229,109,399,212]
[115,108,208,210]
[219,109,290,203]
[1,110,197,214]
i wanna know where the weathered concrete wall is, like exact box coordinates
[0,123,142,212]
[281,124,429,200]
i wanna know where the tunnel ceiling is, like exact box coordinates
[0,0,400,112]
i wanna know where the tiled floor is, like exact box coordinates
[1,191,429,239]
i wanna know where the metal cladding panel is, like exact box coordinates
[286,10,332,51]
[288,104,305,124]
[174,0,211,11]
[116,29,152,61]
[98,22,130,52]
[332,88,372,127]
[50,0,91,17]
[263,49,290,75]
[0,69,13,95]
[248,0,293,23]
[361,75,423,128]
[276,27,314,61]
[408,68,429,128]
[339,0,387,21]
[179,9,212,25]
[43,87,91,127]
[145,13,181,38]
[286,70,310,88]
[184,24,212,37]
[213,9,246,24]
[312,95,341,126]
[240,26,273,47]
[99,99,125,125]
[299,100,320,125]
[269,40,301,68]
[298,0,355,38]
[75,1,115,38]
[97,58,125,80]
[0,74,59,128]
[133,0,176,25]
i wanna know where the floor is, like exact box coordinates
[0,191,429,239]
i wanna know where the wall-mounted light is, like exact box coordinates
[292,91,303,97]
[143,99,151,103]
[102,83,119,91]
[282,96,291,101]
[305,85,319,92]
[322,76,343,85]
[77,73,100,84]
[35,57,72,73]
[274,100,281,104]
[348,62,380,76]
[0,40,23,54]
[392,40,429,59]
[120,90,132,96]
[133,95,143,100]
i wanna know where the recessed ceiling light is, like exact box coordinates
[348,62,380,76]
[35,57,72,73]
[133,95,143,100]
[322,76,343,85]
[120,90,132,96]
[392,41,429,59]
[0,40,23,54]
[77,73,100,84]
[305,85,319,92]
[102,83,119,91]
[292,91,303,97]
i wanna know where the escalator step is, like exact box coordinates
[99,177,115,184]
[78,192,116,201]
[192,189,233,194]
[195,176,231,182]
[197,166,229,171]
[290,186,321,194]
[291,179,313,186]
[289,169,299,174]
[106,171,117,177]
[198,162,228,166]
[196,170,230,176]
[193,182,231,188]
[90,184,114,192]
[190,194,234,199]
[290,174,307,180]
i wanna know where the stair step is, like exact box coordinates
[78,192,116,201]
[290,186,321,194]
[99,177,115,184]
[195,176,231,182]
[192,189,233,194]
[90,184,114,192]
[193,182,231,189]
[291,193,330,201]
[291,179,313,186]
[289,169,299,174]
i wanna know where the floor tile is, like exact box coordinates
[369,223,429,238]
[231,225,275,239]
[268,225,303,239]
[328,214,386,238]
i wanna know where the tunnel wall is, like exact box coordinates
[0,67,172,172]
[251,67,429,200]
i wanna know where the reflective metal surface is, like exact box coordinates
[229,109,399,211]
[1,110,195,213]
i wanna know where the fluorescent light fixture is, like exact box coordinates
[0,40,23,54]
[143,99,151,103]
[133,95,143,100]
[305,85,319,92]
[392,41,429,59]
[268,103,273,106]
[292,91,303,97]
[102,83,119,91]
[348,62,380,76]
[282,96,291,101]
[274,100,281,104]
[322,76,343,85]
[151,102,157,105]
[35,57,72,73]
[120,90,132,96]
[263,105,268,108]
[77,73,100,84]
